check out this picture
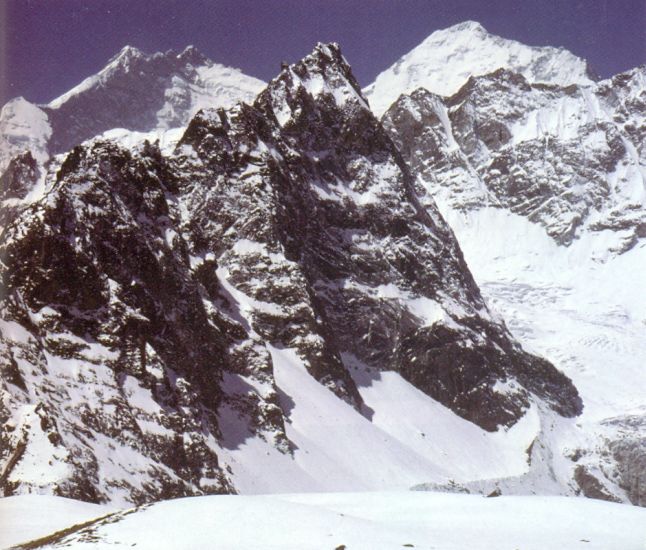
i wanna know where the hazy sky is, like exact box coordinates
[1,0,645,106]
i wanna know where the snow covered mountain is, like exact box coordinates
[0,45,265,174]
[0,43,584,507]
[378,29,646,505]
[365,21,596,116]
[1,20,644,521]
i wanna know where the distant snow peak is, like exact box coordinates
[364,20,595,115]
[6,43,266,156]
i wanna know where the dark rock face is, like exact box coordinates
[597,65,646,159]
[0,43,581,503]
[0,151,38,202]
[176,43,581,430]
[602,415,646,506]
[573,465,622,503]
[0,151,40,228]
[0,140,241,503]
[383,68,646,249]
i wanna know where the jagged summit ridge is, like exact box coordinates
[261,42,370,127]
[364,20,595,115]
[44,44,265,152]
[48,44,234,110]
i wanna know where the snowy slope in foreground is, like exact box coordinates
[8,492,646,550]
[365,21,594,116]
[0,495,114,549]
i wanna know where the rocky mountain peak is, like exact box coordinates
[170,44,582,433]
[177,44,210,66]
[260,42,369,127]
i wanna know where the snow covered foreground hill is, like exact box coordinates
[3,492,646,550]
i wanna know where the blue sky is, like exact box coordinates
[1,0,644,106]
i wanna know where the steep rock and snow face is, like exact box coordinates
[0,141,242,505]
[383,69,646,250]
[0,45,265,175]
[380,45,646,505]
[597,65,646,160]
[175,42,580,431]
[0,151,40,203]
[364,21,595,116]
[0,151,42,231]
[0,43,581,505]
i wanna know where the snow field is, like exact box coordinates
[0,495,115,549]
[6,492,645,550]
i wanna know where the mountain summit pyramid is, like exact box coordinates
[364,20,596,115]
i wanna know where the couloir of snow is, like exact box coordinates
[5,492,646,550]
[217,343,551,495]
[364,21,594,116]
[0,494,114,549]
